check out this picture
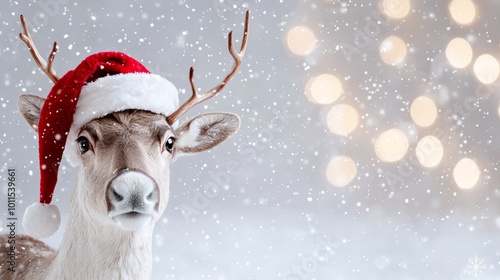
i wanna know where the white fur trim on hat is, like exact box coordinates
[64,73,179,166]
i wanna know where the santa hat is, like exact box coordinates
[22,51,179,238]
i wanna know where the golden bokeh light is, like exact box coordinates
[382,0,410,19]
[374,129,409,162]
[308,74,343,104]
[449,0,476,25]
[445,37,473,68]
[326,104,360,136]
[410,96,438,127]
[326,156,357,187]
[286,26,316,55]
[416,136,444,168]
[453,158,480,189]
[473,54,500,84]
[379,35,407,65]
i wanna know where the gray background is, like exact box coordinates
[1,0,500,279]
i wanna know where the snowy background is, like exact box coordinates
[1,0,500,279]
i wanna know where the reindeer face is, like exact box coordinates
[75,110,240,231]
[19,94,240,232]
[76,110,173,231]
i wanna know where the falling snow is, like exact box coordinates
[1,0,500,279]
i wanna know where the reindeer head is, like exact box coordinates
[18,12,249,237]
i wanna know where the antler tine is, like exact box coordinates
[19,15,59,83]
[167,10,250,125]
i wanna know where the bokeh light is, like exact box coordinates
[445,37,473,68]
[374,129,409,162]
[473,54,500,84]
[326,104,360,136]
[453,158,480,189]
[286,26,316,55]
[382,0,410,19]
[326,156,357,187]
[416,136,444,168]
[379,35,407,65]
[410,96,437,127]
[307,74,343,104]
[449,0,476,25]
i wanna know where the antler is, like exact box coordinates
[167,10,250,125]
[19,15,59,83]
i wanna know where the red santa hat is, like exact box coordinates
[22,51,179,238]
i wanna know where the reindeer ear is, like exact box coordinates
[18,94,46,132]
[174,112,240,155]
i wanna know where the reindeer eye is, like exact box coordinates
[77,136,91,154]
[165,137,175,153]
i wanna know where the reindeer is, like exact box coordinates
[0,11,249,280]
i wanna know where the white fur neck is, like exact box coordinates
[46,174,154,280]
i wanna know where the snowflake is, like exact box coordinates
[466,255,486,276]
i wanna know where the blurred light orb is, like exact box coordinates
[379,36,407,65]
[327,104,360,136]
[416,136,443,168]
[286,26,316,55]
[326,156,357,187]
[449,0,476,25]
[374,129,409,162]
[473,54,500,84]
[382,0,410,19]
[410,96,437,127]
[308,74,343,104]
[453,158,480,189]
[445,37,473,68]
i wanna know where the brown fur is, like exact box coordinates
[0,234,55,279]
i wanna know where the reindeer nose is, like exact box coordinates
[107,170,158,213]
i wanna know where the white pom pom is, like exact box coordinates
[22,203,60,238]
